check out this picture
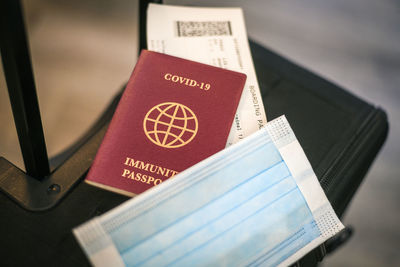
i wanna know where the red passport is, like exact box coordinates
[86,50,246,196]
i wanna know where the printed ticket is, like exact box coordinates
[147,4,267,145]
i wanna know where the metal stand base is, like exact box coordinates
[0,125,106,211]
[0,91,122,211]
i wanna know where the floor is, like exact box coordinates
[0,0,399,266]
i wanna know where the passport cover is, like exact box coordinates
[85,50,246,196]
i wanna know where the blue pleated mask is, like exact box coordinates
[74,115,343,267]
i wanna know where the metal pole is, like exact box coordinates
[0,0,50,179]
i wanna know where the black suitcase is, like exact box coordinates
[0,1,388,266]
[251,41,388,265]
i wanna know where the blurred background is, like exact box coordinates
[0,0,399,266]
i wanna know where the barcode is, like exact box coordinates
[176,21,232,37]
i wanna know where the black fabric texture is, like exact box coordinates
[0,41,388,266]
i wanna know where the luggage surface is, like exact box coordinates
[0,41,388,267]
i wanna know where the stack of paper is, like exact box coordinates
[147,4,267,146]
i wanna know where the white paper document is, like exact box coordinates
[74,116,343,267]
[147,4,267,145]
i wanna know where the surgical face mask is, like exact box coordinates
[74,115,343,267]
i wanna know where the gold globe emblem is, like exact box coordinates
[143,102,198,148]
